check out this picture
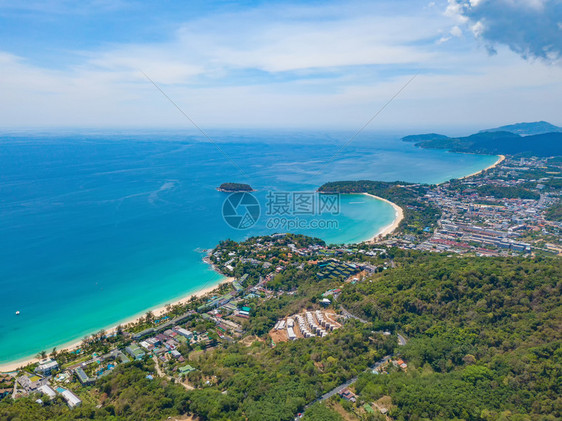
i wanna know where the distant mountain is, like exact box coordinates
[410,130,562,157]
[401,133,449,143]
[480,121,562,136]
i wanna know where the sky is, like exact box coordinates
[0,0,561,131]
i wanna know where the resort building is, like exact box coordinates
[173,327,193,339]
[60,389,82,408]
[125,344,146,360]
[17,374,47,392]
[38,384,57,399]
[74,367,94,386]
[35,359,59,376]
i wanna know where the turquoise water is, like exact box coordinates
[0,131,498,365]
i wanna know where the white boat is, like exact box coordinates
[15,311,20,315]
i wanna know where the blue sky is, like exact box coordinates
[0,0,560,130]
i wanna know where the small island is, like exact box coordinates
[217,182,255,192]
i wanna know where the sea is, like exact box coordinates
[0,130,498,365]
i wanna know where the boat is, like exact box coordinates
[15,311,20,315]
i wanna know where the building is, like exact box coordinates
[125,344,146,360]
[178,364,196,376]
[338,388,357,403]
[17,374,47,392]
[74,367,94,386]
[38,384,57,399]
[35,359,59,376]
[173,327,193,339]
[132,328,155,341]
[61,389,82,408]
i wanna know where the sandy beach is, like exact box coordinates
[359,154,504,244]
[363,193,405,242]
[458,154,505,181]
[0,276,234,373]
[0,156,503,372]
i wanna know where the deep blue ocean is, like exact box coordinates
[0,130,497,365]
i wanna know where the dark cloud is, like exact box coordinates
[454,0,562,61]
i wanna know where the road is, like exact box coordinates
[298,355,392,418]
[296,306,408,419]
[153,356,194,391]
[339,305,368,324]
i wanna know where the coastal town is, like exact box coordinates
[1,153,561,420]
[379,155,562,256]
[0,231,402,416]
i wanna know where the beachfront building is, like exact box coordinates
[132,328,155,341]
[35,359,59,376]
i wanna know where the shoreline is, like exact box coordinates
[0,276,234,373]
[0,155,502,372]
[362,193,405,242]
[359,154,503,243]
[457,154,505,181]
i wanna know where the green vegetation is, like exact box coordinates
[186,327,394,420]
[303,402,343,420]
[217,182,254,192]
[411,130,562,156]
[0,360,190,420]
[545,202,562,222]
[475,185,540,200]
[319,181,441,237]
[339,253,562,420]
[402,133,449,143]
[481,121,562,136]
[2,236,560,420]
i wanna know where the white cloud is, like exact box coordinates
[471,21,485,37]
[446,0,562,61]
[445,0,469,23]
[0,1,560,129]
[451,25,463,37]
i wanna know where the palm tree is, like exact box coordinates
[37,350,47,360]
[97,329,106,341]
[145,311,154,323]
[82,335,92,349]
[50,347,57,359]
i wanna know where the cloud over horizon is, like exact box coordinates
[0,0,560,130]
[447,0,562,62]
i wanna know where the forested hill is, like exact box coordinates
[481,121,562,136]
[217,182,254,192]
[339,253,562,420]
[318,180,440,238]
[402,129,562,156]
[402,133,449,143]
[0,244,560,420]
